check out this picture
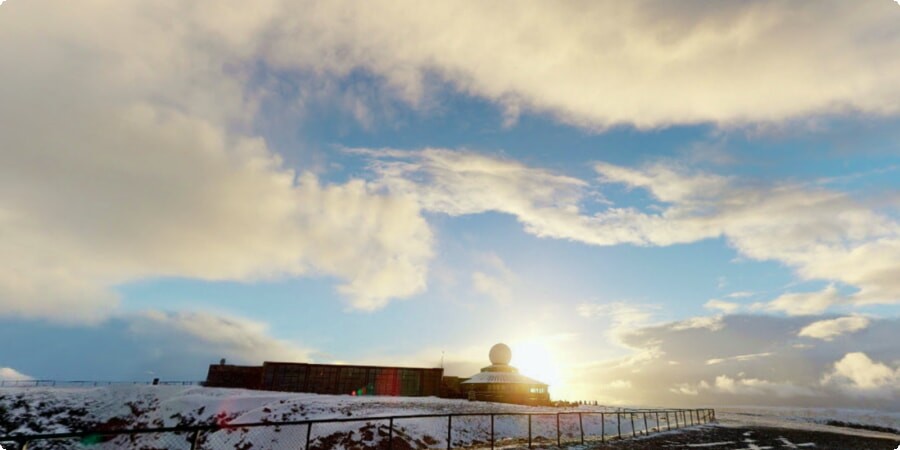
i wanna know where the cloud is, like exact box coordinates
[670,315,725,331]
[765,286,844,316]
[576,302,658,335]
[471,253,516,305]
[571,314,900,409]
[260,0,900,128]
[0,367,31,381]
[704,299,740,314]
[591,163,900,311]
[364,149,900,314]
[821,352,899,395]
[132,310,314,363]
[0,1,434,321]
[363,148,606,243]
[709,375,817,398]
[799,316,871,341]
[706,352,773,366]
[0,310,315,380]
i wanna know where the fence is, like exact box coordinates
[0,408,715,449]
[0,380,201,388]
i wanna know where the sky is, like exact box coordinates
[1,0,899,411]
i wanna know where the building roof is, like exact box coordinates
[461,343,549,386]
[461,371,547,385]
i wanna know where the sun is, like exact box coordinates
[510,339,565,396]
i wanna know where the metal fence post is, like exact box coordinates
[556,413,561,447]
[630,413,636,438]
[306,423,312,450]
[654,411,659,432]
[528,414,532,449]
[665,411,670,431]
[447,415,452,450]
[675,410,679,428]
[617,412,621,439]
[388,418,394,450]
[579,413,584,445]
[642,412,648,435]
[490,414,494,450]
[600,412,605,442]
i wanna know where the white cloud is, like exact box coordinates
[260,0,900,128]
[577,302,657,332]
[591,163,900,311]
[704,299,740,314]
[0,2,434,321]
[573,315,899,409]
[471,254,516,305]
[364,148,609,245]
[822,352,900,393]
[706,352,773,366]
[131,310,314,364]
[670,315,725,331]
[711,375,816,398]
[799,316,871,341]
[766,286,844,316]
[365,148,900,314]
[0,367,32,381]
[607,379,632,390]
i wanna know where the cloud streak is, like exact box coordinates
[364,148,900,313]
[260,0,900,128]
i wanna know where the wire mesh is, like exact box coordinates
[526,413,554,446]
[392,416,448,450]
[0,409,714,450]
[490,414,527,448]
[199,423,311,450]
[10,431,195,450]
[446,414,491,448]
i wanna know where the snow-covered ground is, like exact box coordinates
[0,386,897,448]
[716,406,900,441]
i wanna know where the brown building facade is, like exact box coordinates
[205,361,444,397]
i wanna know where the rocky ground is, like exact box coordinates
[585,425,899,450]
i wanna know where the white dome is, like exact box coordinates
[489,343,512,365]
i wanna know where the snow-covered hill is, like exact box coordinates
[1,386,897,448]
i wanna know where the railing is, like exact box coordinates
[0,408,715,449]
[0,380,201,388]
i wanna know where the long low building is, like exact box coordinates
[205,360,445,397]
[205,343,551,405]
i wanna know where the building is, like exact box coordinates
[204,343,552,405]
[460,343,550,406]
[205,360,444,397]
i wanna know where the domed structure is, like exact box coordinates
[489,343,512,365]
[460,343,550,406]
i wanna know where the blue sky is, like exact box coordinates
[1,0,899,409]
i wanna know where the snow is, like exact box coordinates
[716,405,899,440]
[1,386,897,448]
[0,386,650,449]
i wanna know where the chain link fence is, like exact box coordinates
[1,408,715,449]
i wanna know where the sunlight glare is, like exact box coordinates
[511,338,565,397]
